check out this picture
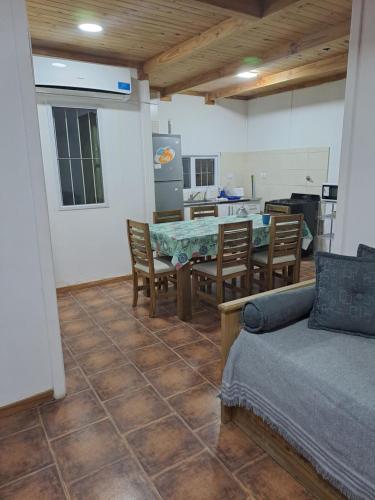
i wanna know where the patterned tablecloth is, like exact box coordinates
[150,214,313,269]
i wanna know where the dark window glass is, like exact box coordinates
[65,108,81,158]
[53,108,69,158]
[78,110,92,158]
[70,159,85,204]
[52,107,104,206]
[182,157,191,189]
[89,111,101,158]
[195,158,215,187]
[58,159,74,205]
[82,159,96,204]
[93,159,104,203]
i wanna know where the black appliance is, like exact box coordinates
[265,193,321,255]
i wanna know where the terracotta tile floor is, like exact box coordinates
[0,260,316,499]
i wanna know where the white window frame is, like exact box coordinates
[182,155,219,190]
[47,104,109,211]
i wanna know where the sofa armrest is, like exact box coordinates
[218,279,315,365]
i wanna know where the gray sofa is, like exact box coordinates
[221,285,375,500]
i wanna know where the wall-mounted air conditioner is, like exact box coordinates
[33,56,133,101]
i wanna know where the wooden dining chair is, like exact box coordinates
[192,221,252,305]
[153,209,184,224]
[127,219,176,317]
[190,205,218,219]
[264,203,291,215]
[252,214,304,291]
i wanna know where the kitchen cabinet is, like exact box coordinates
[184,200,261,220]
[218,203,230,217]
[184,206,191,220]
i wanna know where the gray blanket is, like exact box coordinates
[221,320,375,499]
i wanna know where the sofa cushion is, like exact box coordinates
[308,251,375,338]
[242,285,315,333]
[357,243,375,259]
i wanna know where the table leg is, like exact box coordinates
[177,264,192,321]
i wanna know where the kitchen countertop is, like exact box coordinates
[184,198,261,207]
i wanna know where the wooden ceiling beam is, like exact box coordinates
[207,53,348,100]
[142,17,250,75]
[262,0,304,17]
[161,19,350,97]
[192,0,262,19]
[142,0,330,78]
[246,72,347,100]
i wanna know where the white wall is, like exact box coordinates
[40,67,346,288]
[152,82,345,184]
[0,0,64,407]
[38,81,154,287]
[247,80,346,183]
[335,0,375,254]
[153,94,248,155]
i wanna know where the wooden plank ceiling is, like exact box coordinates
[26,0,352,102]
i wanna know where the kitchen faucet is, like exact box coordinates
[189,191,201,201]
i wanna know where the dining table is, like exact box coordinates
[149,214,313,321]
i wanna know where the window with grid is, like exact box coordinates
[182,156,218,188]
[52,107,105,207]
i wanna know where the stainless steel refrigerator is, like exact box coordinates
[153,134,184,212]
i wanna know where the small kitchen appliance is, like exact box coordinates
[322,183,338,201]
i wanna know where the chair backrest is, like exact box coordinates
[190,204,218,219]
[268,214,304,264]
[126,219,154,275]
[265,203,291,215]
[153,209,184,224]
[217,221,252,277]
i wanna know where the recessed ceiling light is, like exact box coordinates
[236,71,258,79]
[78,23,103,33]
[52,62,66,68]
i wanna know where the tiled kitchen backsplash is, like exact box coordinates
[220,148,329,208]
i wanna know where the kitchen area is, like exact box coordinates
[153,133,261,219]
[152,132,337,254]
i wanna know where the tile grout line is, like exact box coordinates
[96,287,267,496]
[60,340,164,500]
[68,285,223,419]
[37,408,71,500]
[0,464,59,493]
[57,280,259,497]
[0,423,41,442]
[68,283,221,357]
[65,336,161,498]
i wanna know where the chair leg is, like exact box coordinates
[259,269,265,291]
[149,280,157,317]
[282,266,288,285]
[292,262,300,284]
[266,268,273,291]
[132,271,139,307]
[216,279,224,305]
[246,271,252,296]
[163,277,168,292]
[192,272,199,306]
